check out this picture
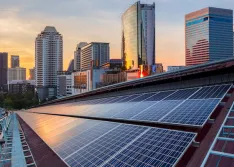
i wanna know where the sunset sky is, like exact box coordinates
[0,0,233,76]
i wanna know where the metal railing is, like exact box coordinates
[0,109,37,167]
[201,103,234,166]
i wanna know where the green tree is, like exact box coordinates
[3,97,13,109]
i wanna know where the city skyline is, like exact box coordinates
[1,0,234,76]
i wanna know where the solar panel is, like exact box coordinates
[102,128,196,167]
[25,84,229,128]
[144,90,175,101]
[160,99,220,126]
[112,102,157,119]
[54,122,119,158]
[189,84,231,99]
[131,100,183,122]
[17,112,196,167]
[82,95,143,116]
[115,94,140,103]
[64,124,147,167]
[65,126,196,167]
[164,88,199,100]
[128,93,156,102]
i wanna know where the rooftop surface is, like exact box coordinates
[1,58,234,167]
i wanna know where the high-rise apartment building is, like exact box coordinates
[185,7,233,66]
[29,68,35,80]
[0,52,8,91]
[74,42,88,71]
[11,55,19,68]
[35,26,63,100]
[67,59,74,72]
[81,42,110,71]
[8,67,26,82]
[122,1,155,71]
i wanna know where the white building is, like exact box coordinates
[35,26,63,100]
[57,71,72,97]
[8,67,26,83]
[167,66,185,72]
[74,42,88,71]
[81,42,110,71]
[71,69,105,95]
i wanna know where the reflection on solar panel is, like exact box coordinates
[65,125,147,166]
[131,100,183,122]
[161,99,220,126]
[54,122,119,158]
[17,83,233,166]
[17,112,196,167]
[25,84,231,127]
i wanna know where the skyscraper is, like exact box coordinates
[35,26,63,100]
[11,55,19,68]
[185,7,233,66]
[81,42,110,71]
[0,52,8,91]
[122,1,155,71]
[74,42,88,71]
[29,68,35,80]
[8,67,26,82]
[67,59,74,72]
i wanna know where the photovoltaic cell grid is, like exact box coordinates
[189,85,231,99]
[54,122,119,158]
[103,129,196,167]
[17,112,196,167]
[64,84,230,107]
[17,84,232,167]
[161,99,221,126]
[109,84,230,126]
[25,84,231,127]
[164,88,199,100]
[144,90,175,101]
[130,100,183,122]
[110,91,179,119]
[63,124,196,167]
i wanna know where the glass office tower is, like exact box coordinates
[122,1,155,71]
[185,7,233,66]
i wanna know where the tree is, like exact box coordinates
[3,97,13,109]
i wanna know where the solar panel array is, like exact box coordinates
[17,84,232,167]
[27,84,231,127]
[17,112,196,167]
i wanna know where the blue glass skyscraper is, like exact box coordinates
[185,7,233,66]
